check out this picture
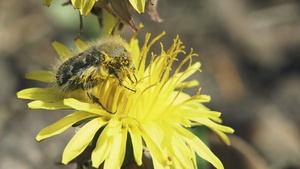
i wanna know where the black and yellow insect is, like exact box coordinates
[55,36,136,114]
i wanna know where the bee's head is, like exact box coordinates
[94,37,134,76]
[104,47,132,73]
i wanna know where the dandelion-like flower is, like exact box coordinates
[44,0,146,15]
[18,31,234,168]
[43,0,162,32]
[43,0,146,31]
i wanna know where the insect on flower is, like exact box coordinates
[55,36,137,114]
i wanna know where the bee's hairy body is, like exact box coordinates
[56,48,104,92]
[55,37,135,113]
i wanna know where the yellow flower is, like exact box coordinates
[17,30,234,168]
[44,0,145,16]
[43,0,162,32]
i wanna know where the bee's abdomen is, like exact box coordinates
[56,52,100,91]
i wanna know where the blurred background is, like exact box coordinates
[1,0,300,169]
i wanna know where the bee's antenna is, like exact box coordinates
[127,74,135,84]
[131,65,138,83]
[114,71,136,93]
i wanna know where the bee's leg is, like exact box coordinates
[131,65,138,83]
[127,74,134,84]
[120,81,136,92]
[127,73,138,84]
[133,73,138,83]
[113,71,136,92]
[87,91,116,114]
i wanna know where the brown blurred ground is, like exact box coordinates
[1,0,300,169]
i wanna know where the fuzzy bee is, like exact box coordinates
[55,36,136,114]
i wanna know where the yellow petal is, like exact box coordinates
[92,126,114,168]
[176,80,199,89]
[210,128,232,146]
[128,121,143,165]
[175,62,201,86]
[168,92,211,112]
[192,118,234,134]
[172,136,196,168]
[43,0,53,6]
[141,122,168,167]
[100,9,118,36]
[28,100,70,110]
[103,128,127,169]
[138,32,165,75]
[64,98,107,115]
[161,123,195,168]
[17,87,59,102]
[71,0,82,9]
[156,122,191,168]
[81,0,96,16]
[52,41,73,60]
[172,123,224,169]
[129,38,140,67]
[104,117,124,136]
[62,117,108,164]
[75,39,89,52]
[36,111,98,141]
[129,0,145,13]
[25,71,53,82]
[174,107,221,120]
